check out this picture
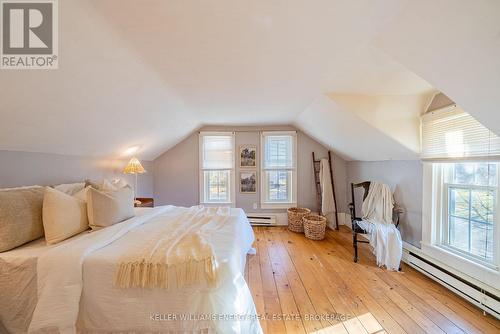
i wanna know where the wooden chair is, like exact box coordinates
[348,181,401,263]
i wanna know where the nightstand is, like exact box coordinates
[134,198,154,208]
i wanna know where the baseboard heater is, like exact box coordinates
[247,214,277,226]
[407,251,500,319]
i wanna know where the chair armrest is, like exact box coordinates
[348,203,355,217]
[351,218,367,234]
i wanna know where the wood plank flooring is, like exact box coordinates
[246,226,500,334]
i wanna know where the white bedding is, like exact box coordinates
[1,206,261,334]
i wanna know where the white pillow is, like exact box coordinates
[42,187,89,245]
[86,186,134,230]
[0,186,45,252]
[54,182,85,196]
[73,186,89,202]
[102,178,128,191]
[113,178,129,188]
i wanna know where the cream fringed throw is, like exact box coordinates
[115,206,230,289]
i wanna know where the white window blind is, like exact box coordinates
[421,106,500,160]
[202,135,234,169]
[199,132,235,204]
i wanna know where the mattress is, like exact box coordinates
[0,237,44,333]
[0,206,260,334]
[0,227,95,333]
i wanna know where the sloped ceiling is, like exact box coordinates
[374,0,500,138]
[0,0,498,161]
[294,96,422,161]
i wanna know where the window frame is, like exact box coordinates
[260,131,297,209]
[441,181,498,267]
[427,162,500,272]
[199,131,235,206]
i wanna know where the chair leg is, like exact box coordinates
[353,232,358,263]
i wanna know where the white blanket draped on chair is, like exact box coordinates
[358,181,402,271]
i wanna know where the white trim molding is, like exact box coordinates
[260,202,297,210]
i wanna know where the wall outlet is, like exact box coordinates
[252,202,258,209]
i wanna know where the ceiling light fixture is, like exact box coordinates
[123,145,141,156]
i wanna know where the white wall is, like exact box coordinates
[153,126,348,214]
[346,160,423,247]
[0,150,153,197]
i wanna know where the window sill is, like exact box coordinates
[260,202,297,210]
[438,244,497,270]
[420,242,499,289]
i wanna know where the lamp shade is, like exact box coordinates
[123,157,146,174]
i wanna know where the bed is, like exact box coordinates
[0,206,262,334]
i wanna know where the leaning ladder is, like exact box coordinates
[312,151,339,230]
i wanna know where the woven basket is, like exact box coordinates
[287,207,311,233]
[303,214,327,240]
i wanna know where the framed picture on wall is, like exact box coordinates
[239,145,257,168]
[240,171,257,193]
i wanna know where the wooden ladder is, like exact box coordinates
[312,151,339,230]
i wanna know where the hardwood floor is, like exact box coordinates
[245,226,500,334]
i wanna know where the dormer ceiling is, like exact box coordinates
[0,1,498,161]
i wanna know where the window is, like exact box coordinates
[438,162,498,265]
[199,132,235,204]
[261,131,297,208]
[421,106,500,285]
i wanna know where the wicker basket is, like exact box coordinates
[287,207,311,233]
[303,214,327,240]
